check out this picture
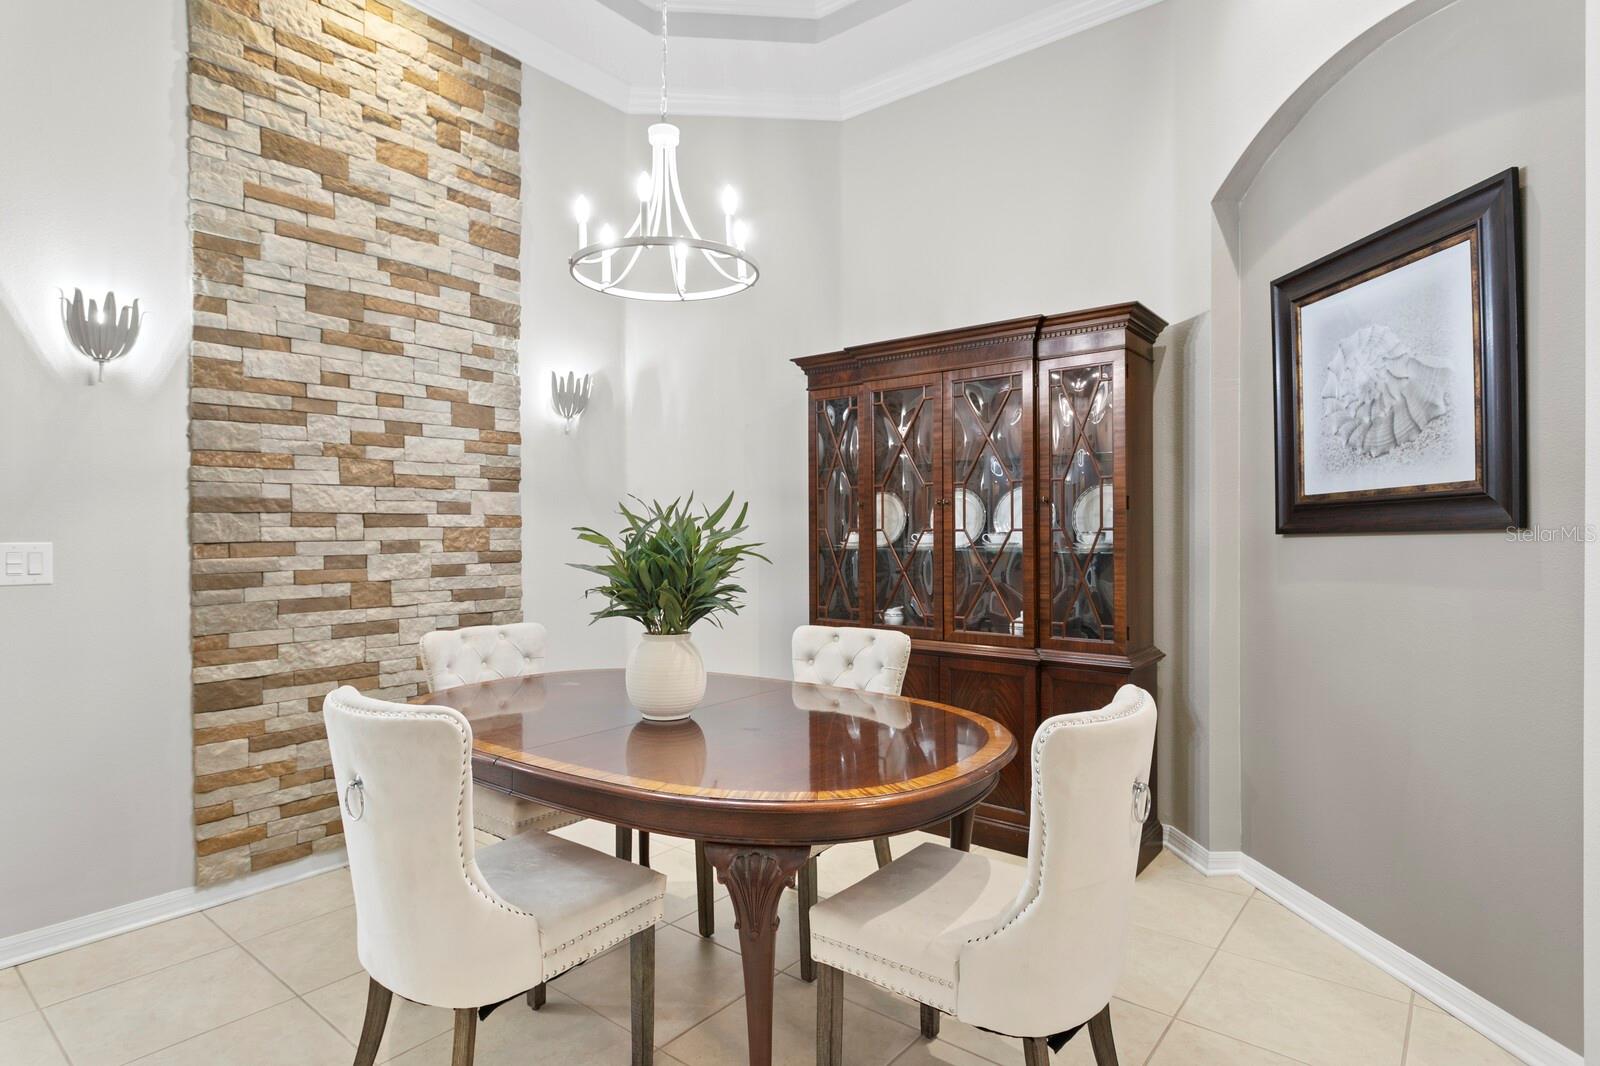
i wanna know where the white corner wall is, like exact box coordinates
[0,0,194,936]
[519,69,634,669]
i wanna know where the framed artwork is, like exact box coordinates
[1271,168,1525,533]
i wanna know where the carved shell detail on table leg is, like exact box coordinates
[1320,323,1452,457]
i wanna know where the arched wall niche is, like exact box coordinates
[1203,0,1585,1059]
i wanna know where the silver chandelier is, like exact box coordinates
[568,2,758,302]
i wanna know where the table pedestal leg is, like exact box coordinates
[705,843,811,1066]
[950,806,977,852]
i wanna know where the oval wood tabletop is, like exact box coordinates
[417,668,1016,845]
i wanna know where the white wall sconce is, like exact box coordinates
[61,289,143,383]
[551,371,593,434]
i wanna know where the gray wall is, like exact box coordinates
[1237,0,1584,1048]
[0,0,194,936]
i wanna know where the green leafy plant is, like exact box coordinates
[572,493,769,635]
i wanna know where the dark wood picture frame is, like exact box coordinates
[1271,168,1525,533]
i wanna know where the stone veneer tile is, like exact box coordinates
[187,0,521,885]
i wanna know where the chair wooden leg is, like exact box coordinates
[639,831,651,867]
[694,840,715,937]
[872,837,893,868]
[1087,1003,1118,1066]
[919,1003,940,1039]
[1022,1036,1049,1066]
[450,1008,477,1066]
[527,983,546,1010]
[615,825,632,861]
[797,856,818,982]
[816,963,844,1066]
[630,925,655,1066]
[353,977,392,1066]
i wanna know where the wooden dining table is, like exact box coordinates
[419,668,1016,1066]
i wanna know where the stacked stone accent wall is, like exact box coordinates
[186,0,522,883]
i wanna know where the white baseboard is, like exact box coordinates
[0,849,348,970]
[1162,827,1580,1066]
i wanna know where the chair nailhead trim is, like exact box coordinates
[811,932,954,989]
[542,897,661,956]
[542,912,660,981]
[966,688,1152,947]
[328,695,539,927]
[811,943,956,1010]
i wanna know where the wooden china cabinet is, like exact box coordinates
[795,302,1165,867]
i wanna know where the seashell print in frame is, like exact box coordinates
[1271,168,1525,533]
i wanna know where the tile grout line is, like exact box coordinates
[122,997,305,1065]
[1156,872,1409,1065]
[1215,893,1415,1006]
[14,970,74,1066]
[1207,942,1414,1009]
[1400,993,1416,1065]
[1166,918,1329,1066]
[1142,884,1261,1064]
[22,940,246,1014]
[10,959,70,1066]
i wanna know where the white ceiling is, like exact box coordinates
[410,0,1162,120]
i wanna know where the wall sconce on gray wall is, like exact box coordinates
[552,371,593,435]
[61,289,143,383]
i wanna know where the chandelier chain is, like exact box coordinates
[659,1,669,121]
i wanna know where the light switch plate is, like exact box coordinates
[1,543,52,586]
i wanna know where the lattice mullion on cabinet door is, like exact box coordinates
[872,384,937,629]
[814,395,860,620]
[953,376,1024,634]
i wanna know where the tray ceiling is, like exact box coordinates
[410,0,1162,120]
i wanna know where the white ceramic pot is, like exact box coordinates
[625,634,707,721]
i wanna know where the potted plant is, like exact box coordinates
[572,493,768,720]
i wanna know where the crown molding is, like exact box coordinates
[623,85,843,121]
[413,0,1164,122]
[838,0,1162,118]
[668,0,860,15]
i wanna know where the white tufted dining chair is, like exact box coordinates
[810,685,1157,1066]
[420,623,583,842]
[324,686,666,1066]
[791,624,913,695]
[687,625,913,975]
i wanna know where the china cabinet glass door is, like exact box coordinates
[868,380,939,633]
[946,366,1031,642]
[1043,360,1119,645]
[813,392,861,623]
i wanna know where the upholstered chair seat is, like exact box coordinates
[324,686,666,1066]
[810,686,1157,1066]
[474,830,664,978]
[420,623,582,840]
[815,843,1025,1007]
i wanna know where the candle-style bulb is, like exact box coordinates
[598,223,616,246]
[572,195,591,224]
[635,171,653,203]
[720,185,740,216]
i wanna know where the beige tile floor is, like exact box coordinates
[0,824,1525,1066]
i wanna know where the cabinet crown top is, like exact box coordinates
[792,302,1167,381]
